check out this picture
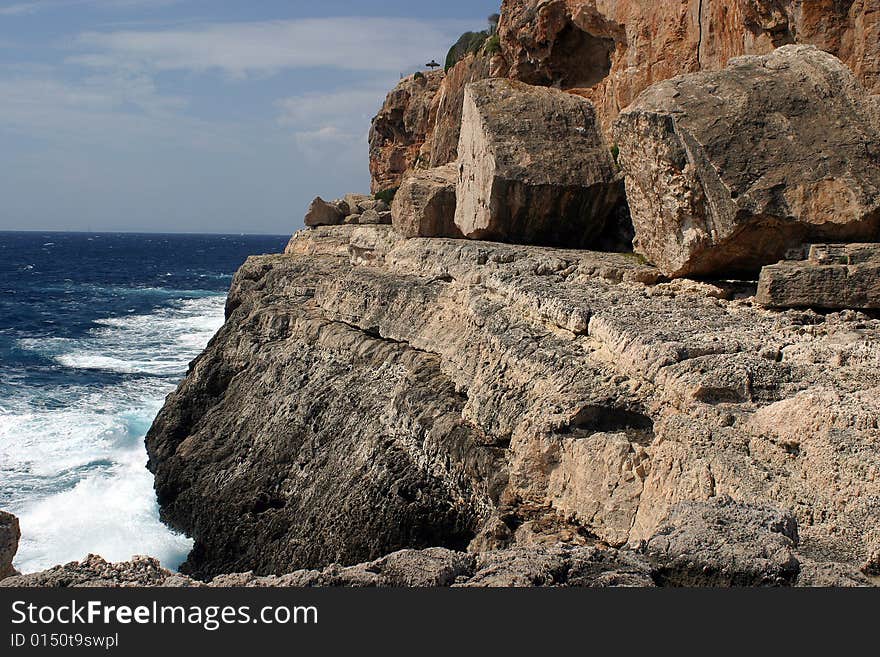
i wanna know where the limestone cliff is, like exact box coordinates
[369,0,880,186]
[368,70,444,194]
[10,5,880,589]
[494,0,880,138]
[140,225,880,580]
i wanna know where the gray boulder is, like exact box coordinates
[304,196,344,227]
[392,164,462,238]
[455,79,621,247]
[358,209,391,225]
[344,193,374,214]
[643,496,801,587]
[615,45,880,277]
[758,243,880,309]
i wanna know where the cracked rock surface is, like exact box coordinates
[136,226,880,582]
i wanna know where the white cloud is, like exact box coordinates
[70,17,467,76]
[276,86,392,145]
[0,74,221,151]
[0,2,37,15]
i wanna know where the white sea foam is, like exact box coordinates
[3,293,227,573]
[12,445,193,574]
[19,296,225,376]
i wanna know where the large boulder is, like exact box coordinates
[454,78,622,247]
[615,45,880,277]
[304,196,344,227]
[0,511,21,580]
[392,164,461,238]
[643,497,801,587]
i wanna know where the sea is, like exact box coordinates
[0,231,289,574]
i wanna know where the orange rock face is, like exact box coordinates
[368,56,492,192]
[495,0,880,138]
[368,1,878,190]
[368,71,443,194]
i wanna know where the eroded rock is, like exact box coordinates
[369,71,444,193]
[392,164,461,238]
[455,78,621,247]
[304,196,344,227]
[616,45,880,277]
[0,511,20,580]
[425,53,493,167]
[495,0,880,139]
[758,244,880,309]
[643,497,801,586]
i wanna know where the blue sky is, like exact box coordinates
[0,0,500,234]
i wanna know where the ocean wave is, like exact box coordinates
[18,295,225,376]
[12,445,192,574]
[2,293,227,572]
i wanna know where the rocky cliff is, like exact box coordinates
[0,511,20,580]
[494,0,880,138]
[370,0,880,190]
[5,5,880,588]
[368,70,444,194]
[133,221,880,581]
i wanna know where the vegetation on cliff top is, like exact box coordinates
[444,13,501,71]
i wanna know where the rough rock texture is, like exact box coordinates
[644,496,800,586]
[303,196,344,227]
[0,546,653,588]
[425,53,493,168]
[391,164,461,239]
[366,1,880,201]
[615,46,880,277]
[369,71,443,193]
[494,0,880,139]
[758,244,880,309]
[8,498,871,587]
[144,239,508,579]
[0,511,20,580]
[0,555,172,588]
[143,226,880,582]
[455,78,621,247]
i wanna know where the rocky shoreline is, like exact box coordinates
[2,497,874,587]
[3,0,880,587]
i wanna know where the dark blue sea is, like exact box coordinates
[0,232,289,573]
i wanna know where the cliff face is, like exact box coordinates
[145,241,507,578]
[53,5,877,587]
[495,0,879,137]
[369,1,879,190]
[368,55,493,193]
[144,226,880,579]
[425,53,493,168]
[368,71,444,194]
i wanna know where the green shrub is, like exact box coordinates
[484,34,501,55]
[413,71,425,81]
[610,144,620,165]
[445,30,490,71]
[374,187,398,205]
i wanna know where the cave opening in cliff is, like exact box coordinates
[550,23,615,89]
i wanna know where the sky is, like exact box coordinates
[0,0,501,234]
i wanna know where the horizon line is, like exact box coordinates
[0,228,295,237]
